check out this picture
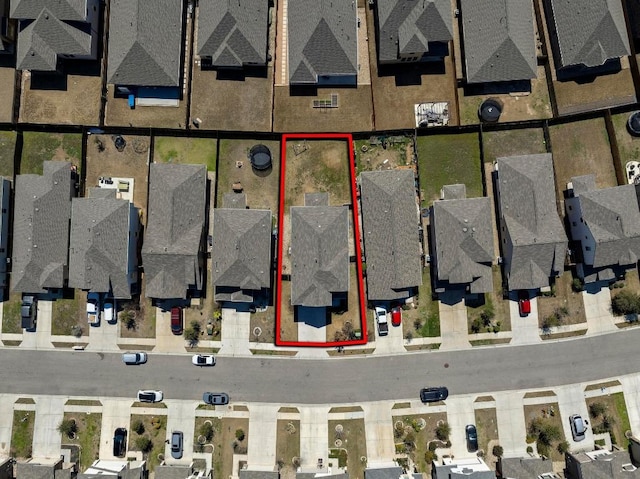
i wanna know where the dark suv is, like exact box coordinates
[420,387,449,403]
[21,295,37,331]
[113,428,127,457]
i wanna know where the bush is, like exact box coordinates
[135,436,153,453]
[542,313,561,329]
[132,420,145,435]
[121,310,136,330]
[589,402,607,419]
[435,422,451,441]
[612,290,640,316]
[235,429,245,441]
[185,321,202,343]
[471,318,482,333]
[557,441,569,454]
[492,445,504,458]
[529,418,561,446]
[200,422,214,441]
[424,450,437,464]
[57,418,77,438]
[526,446,533,454]
[71,325,83,338]
[572,278,584,292]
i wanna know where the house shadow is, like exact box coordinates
[438,289,465,306]
[583,280,610,295]
[213,65,269,81]
[555,58,622,83]
[377,61,446,87]
[0,55,15,68]
[29,71,68,90]
[294,306,330,328]
[463,80,532,96]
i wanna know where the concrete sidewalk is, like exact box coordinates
[32,396,65,460]
[247,405,279,469]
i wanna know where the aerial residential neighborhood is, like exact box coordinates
[4,0,640,479]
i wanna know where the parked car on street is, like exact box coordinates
[171,307,183,335]
[570,414,586,441]
[122,352,148,365]
[420,386,448,403]
[391,306,402,327]
[137,390,163,403]
[465,424,478,452]
[87,292,101,326]
[113,428,127,457]
[171,431,183,459]
[192,354,216,366]
[202,392,229,405]
[21,295,37,332]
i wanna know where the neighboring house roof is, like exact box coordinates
[433,460,496,479]
[460,0,536,83]
[364,467,403,479]
[546,0,630,68]
[69,197,136,298]
[496,154,567,291]
[107,0,184,86]
[12,161,72,294]
[359,170,422,301]
[288,0,357,83]
[568,450,640,479]
[212,208,271,302]
[197,0,268,67]
[432,195,494,294]
[291,205,349,307]
[142,164,207,300]
[239,471,280,479]
[499,457,555,478]
[569,175,640,268]
[154,464,194,479]
[376,0,452,63]
[11,0,86,21]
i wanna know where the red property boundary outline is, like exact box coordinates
[276,133,368,347]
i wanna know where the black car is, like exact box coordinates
[420,387,448,403]
[113,428,127,457]
[465,424,478,452]
[203,392,229,405]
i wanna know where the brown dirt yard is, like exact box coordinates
[105,87,187,129]
[276,419,300,479]
[523,401,564,462]
[213,417,249,479]
[537,271,586,329]
[0,67,15,123]
[481,128,547,165]
[354,137,414,174]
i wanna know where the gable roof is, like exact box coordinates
[546,0,630,68]
[142,163,207,300]
[461,0,536,83]
[364,467,402,479]
[376,0,452,63]
[288,0,357,84]
[11,161,72,294]
[197,0,268,67]
[359,170,422,301]
[69,197,136,298]
[432,194,494,294]
[499,457,555,478]
[496,154,567,290]
[569,450,640,479]
[212,208,271,302]
[291,205,349,307]
[107,0,184,86]
[154,464,194,479]
[11,0,86,21]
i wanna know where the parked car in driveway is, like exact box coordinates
[420,387,448,403]
[87,292,101,326]
[137,390,163,403]
[113,428,127,457]
[122,352,147,365]
[518,290,531,317]
[171,307,183,335]
[570,414,586,441]
[192,354,216,366]
[21,295,37,332]
[171,431,183,459]
[104,299,115,324]
[391,306,402,327]
[375,306,389,336]
[465,424,478,452]
[202,392,229,405]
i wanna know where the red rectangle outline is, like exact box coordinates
[276,133,368,347]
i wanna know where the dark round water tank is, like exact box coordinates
[249,144,272,170]
[478,99,502,123]
[628,111,640,137]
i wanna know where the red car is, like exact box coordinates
[171,307,183,335]
[391,307,402,326]
[518,291,531,317]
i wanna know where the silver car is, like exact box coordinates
[570,414,586,442]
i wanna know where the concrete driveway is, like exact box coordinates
[438,293,470,350]
[218,309,251,357]
[247,405,279,469]
[555,384,593,451]
[362,402,396,467]
[164,400,197,464]
[582,282,617,335]
[32,396,65,460]
[154,308,188,353]
[509,293,540,345]
[99,399,135,460]
[300,407,329,466]
[495,392,527,457]
[445,395,478,459]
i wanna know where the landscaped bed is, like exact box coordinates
[193,416,218,454]
[523,402,564,461]
[59,413,101,471]
[538,271,586,336]
[391,412,448,474]
[328,419,367,479]
[11,410,35,458]
[129,413,167,471]
[586,392,631,449]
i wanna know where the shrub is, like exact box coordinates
[526,446,533,454]
[57,418,77,438]
[572,278,584,292]
[121,310,136,330]
[471,318,482,333]
[424,450,437,464]
[200,422,214,441]
[557,441,569,454]
[612,290,640,316]
[235,429,245,441]
[602,415,616,431]
[492,445,504,457]
[542,313,561,329]
[589,402,607,419]
[135,436,153,453]
[132,420,145,435]
[435,422,451,441]
[71,325,83,338]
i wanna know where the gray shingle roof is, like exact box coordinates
[546,0,630,68]
[69,197,137,298]
[291,205,349,307]
[431,195,494,294]
[569,450,640,479]
[288,0,357,84]
[240,471,280,479]
[433,464,496,479]
[197,0,268,67]
[499,457,554,478]
[376,0,452,63]
[107,0,184,86]
[11,0,86,21]
[11,161,72,294]
[461,0,536,83]
[154,464,194,479]
[364,467,402,479]
[142,163,207,300]
[212,208,271,302]
[359,170,422,301]
[496,154,567,291]
[16,461,57,479]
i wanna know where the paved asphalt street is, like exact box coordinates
[1,328,637,404]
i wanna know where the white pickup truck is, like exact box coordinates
[87,292,100,326]
[375,307,389,336]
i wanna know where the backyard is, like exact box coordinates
[11,410,35,458]
[611,111,640,177]
[154,137,217,171]
[59,412,101,470]
[481,128,547,165]
[328,419,367,479]
[0,131,16,178]
[212,418,249,479]
[129,413,167,471]
[354,137,415,175]
[20,132,82,175]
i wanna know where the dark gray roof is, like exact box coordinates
[433,464,495,479]
[364,467,402,479]
[154,464,194,479]
[16,7,92,71]
[212,208,271,302]
[11,0,86,21]
[16,460,71,479]
[568,450,640,479]
[546,0,630,68]
[297,473,348,479]
[107,0,184,86]
[12,161,72,294]
[432,195,494,294]
[142,163,207,300]
[69,197,136,298]
[359,170,422,301]
[441,184,466,200]
[197,0,268,67]
[239,471,280,479]
[461,0,536,83]
[223,192,247,209]
[376,0,452,63]
[291,205,349,307]
[288,0,357,84]
[496,154,567,291]
[499,457,554,478]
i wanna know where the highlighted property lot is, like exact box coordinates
[276,134,368,347]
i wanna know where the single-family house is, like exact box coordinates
[543,0,630,72]
[460,0,536,84]
[498,457,558,478]
[197,0,268,68]
[0,0,16,55]
[11,161,75,294]
[212,206,272,303]
[11,0,100,71]
[142,163,207,301]
[359,170,422,302]
[375,0,452,65]
[77,459,146,478]
[291,193,349,310]
[565,448,640,479]
[288,0,357,85]
[107,0,184,90]
[68,188,140,298]
[495,154,567,291]
[240,471,280,479]
[430,184,494,294]
[565,175,640,283]
[155,462,208,479]
[432,457,496,479]
[16,458,76,479]
[0,178,10,292]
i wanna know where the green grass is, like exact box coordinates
[613,392,631,448]
[20,132,82,174]
[154,137,217,171]
[418,269,440,337]
[52,294,81,336]
[0,131,16,178]
[416,133,482,205]
[11,410,35,458]
[2,293,23,334]
[74,413,101,470]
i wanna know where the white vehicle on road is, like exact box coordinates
[192,354,216,366]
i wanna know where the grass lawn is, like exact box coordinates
[51,292,84,336]
[586,392,631,449]
[213,418,249,479]
[392,412,447,474]
[328,419,367,479]
[193,416,218,453]
[11,410,35,458]
[474,407,499,456]
[129,414,167,472]
[119,295,156,339]
[276,419,300,473]
[20,132,82,175]
[481,128,547,165]
[0,131,16,178]
[466,286,510,334]
[403,269,440,338]
[611,112,640,173]
[537,271,586,330]
[416,133,482,205]
[2,292,23,334]
[154,137,217,171]
[60,413,101,471]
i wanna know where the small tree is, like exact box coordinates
[612,290,640,316]
[132,420,145,435]
[424,450,437,464]
[185,320,202,345]
[557,441,569,454]
[572,278,584,292]
[589,402,607,419]
[57,418,77,438]
[121,310,136,330]
[200,422,214,441]
[492,445,504,458]
[235,429,245,441]
[135,436,153,453]
[435,422,451,441]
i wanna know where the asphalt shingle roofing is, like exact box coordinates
[11,0,86,21]
[376,0,452,63]
[461,0,536,83]
[107,0,184,86]
[197,0,267,67]
[547,0,630,68]
[288,0,357,83]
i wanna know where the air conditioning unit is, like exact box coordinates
[497,256,503,264]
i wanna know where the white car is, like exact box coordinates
[103,300,115,324]
[137,390,163,403]
[87,292,100,326]
[192,354,216,366]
